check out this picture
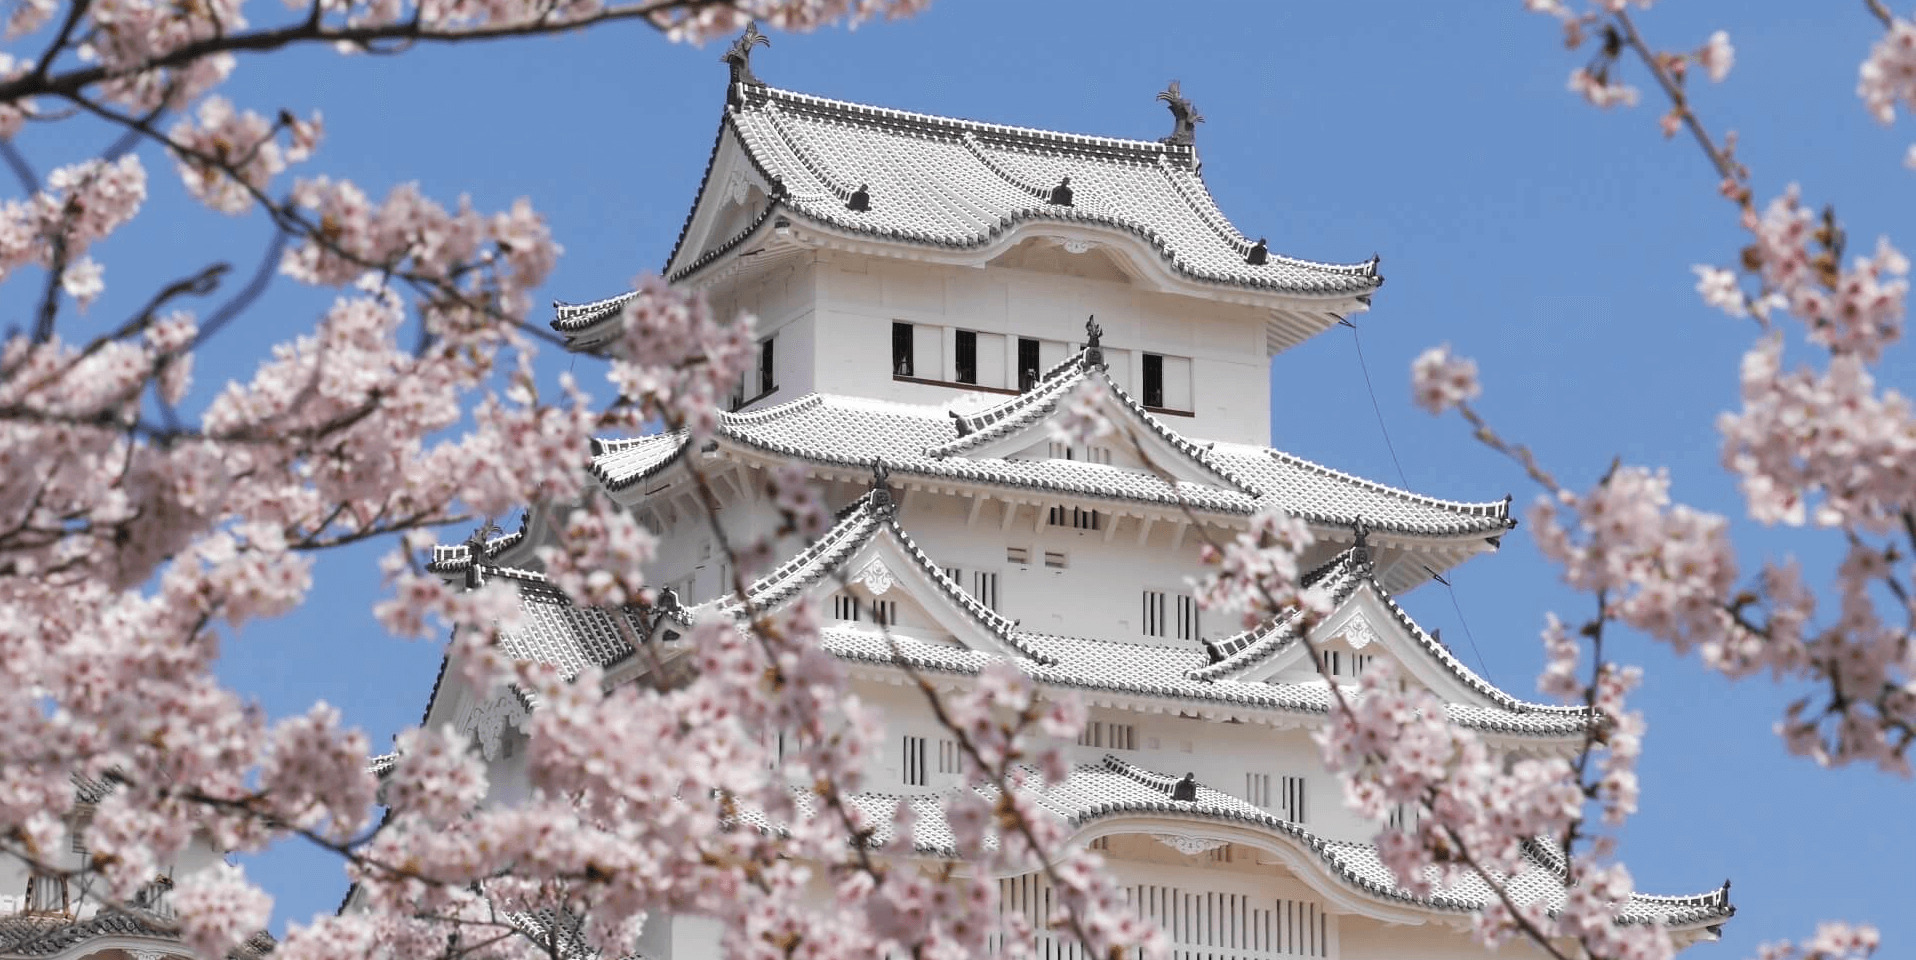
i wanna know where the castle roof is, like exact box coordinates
[743,756,1733,932]
[547,348,1511,565]
[553,79,1382,349]
[457,491,1581,740]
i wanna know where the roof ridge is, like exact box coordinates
[1364,580,1588,716]
[720,391,826,425]
[1187,548,1368,682]
[755,85,1192,162]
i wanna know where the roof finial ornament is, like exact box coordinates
[1245,237,1268,266]
[721,21,770,100]
[1048,175,1074,207]
[1083,315,1104,369]
[847,183,870,212]
[1156,80,1204,147]
[1171,772,1199,802]
[870,459,894,514]
[461,518,502,590]
[1350,518,1373,572]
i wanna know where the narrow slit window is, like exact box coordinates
[758,335,776,396]
[902,735,927,786]
[1279,775,1308,823]
[1047,506,1099,530]
[938,738,962,775]
[1142,590,1167,637]
[955,329,978,384]
[1043,550,1067,569]
[973,571,999,610]
[832,594,861,622]
[1142,352,1165,408]
[1246,772,1272,808]
[1175,594,1199,641]
[871,599,898,626]
[1007,546,1029,565]
[892,322,915,377]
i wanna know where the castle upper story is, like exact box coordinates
[551,50,1382,448]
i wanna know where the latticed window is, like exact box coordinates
[1076,721,1136,750]
[1047,506,1100,530]
[832,594,860,621]
[1175,594,1200,641]
[1278,775,1308,823]
[1246,772,1272,808]
[997,874,1334,959]
[1142,590,1167,637]
[902,735,927,786]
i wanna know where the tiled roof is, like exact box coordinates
[0,913,274,959]
[822,624,1588,739]
[427,512,531,575]
[929,354,1257,495]
[665,85,1384,297]
[714,489,1055,663]
[600,382,1512,537]
[461,488,1573,737]
[1186,549,1369,682]
[747,757,1732,930]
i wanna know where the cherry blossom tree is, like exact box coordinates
[1,0,1909,959]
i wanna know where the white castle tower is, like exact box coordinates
[413,31,1735,960]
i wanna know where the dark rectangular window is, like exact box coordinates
[758,336,775,396]
[1018,337,1041,391]
[1142,352,1164,408]
[955,329,978,384]
[892,322,914,377]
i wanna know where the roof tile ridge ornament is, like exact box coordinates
[721,21,770,105]
[869,459,894,514]
[459,518,503,589]
[1349,518,1374,574]
[1083,315,1104,369]
[1048,176,1074,207]
[1156,80,1203,147]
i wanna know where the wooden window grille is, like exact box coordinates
[1278,776,1308,824]
[1246,772,1272,809]
[902,736,927,787]
[1176,594,1200,641]
[871,599,898,626]
[938,738,962,775]
[832,594,861,621]
[1076,721,1136,750]
[973,570,999,610]
[1048,506,1100,530]
[996,875,1334,958]
[1142,590,1167,637]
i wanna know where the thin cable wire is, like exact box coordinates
[1346,323,1495,680]
[1346,323,1410,489]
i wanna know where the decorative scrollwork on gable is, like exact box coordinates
[854,559,896,596]
[458,690,530,762]
[1151,833,1229,856]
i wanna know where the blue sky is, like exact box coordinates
[7,0,1912,953]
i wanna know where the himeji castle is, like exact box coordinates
[412,33,1735,960]
[0,29,1734,960]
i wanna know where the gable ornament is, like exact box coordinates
[458,690,531,762]
[854,559,896,596]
